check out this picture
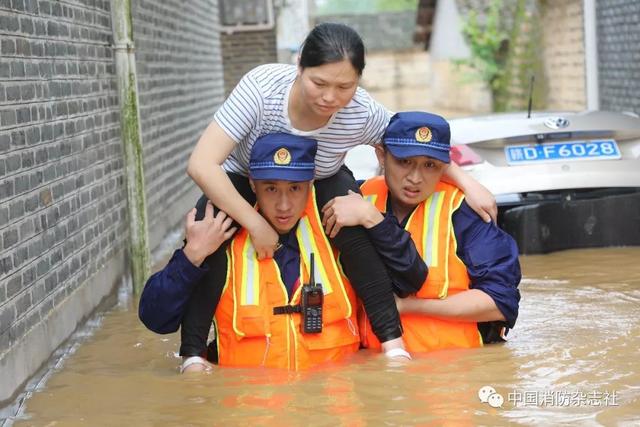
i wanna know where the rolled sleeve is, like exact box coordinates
[138,249,209,334]
[453,202,522,328]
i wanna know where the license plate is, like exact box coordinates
[505,139,621,165]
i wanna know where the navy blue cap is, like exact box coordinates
[249,133,317,181]
[383,112,451,163]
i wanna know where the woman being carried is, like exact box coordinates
[180,23,497,371]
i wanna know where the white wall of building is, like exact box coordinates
[276,0,312,63]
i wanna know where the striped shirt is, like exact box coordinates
[215,63,392,179]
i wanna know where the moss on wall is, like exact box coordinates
[457,0,548,112]
[495,0,548,111]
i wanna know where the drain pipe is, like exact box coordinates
[583,0,599,110]
[110,0,150,293]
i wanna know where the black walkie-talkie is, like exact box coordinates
[300,253,323,334]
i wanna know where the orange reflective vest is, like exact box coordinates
[214,188,360,370]
[359,176,483,352]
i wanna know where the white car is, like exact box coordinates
[449,110,640,207]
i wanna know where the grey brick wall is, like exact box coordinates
[316,11,419,52]
[220,28,277,96]
[132,0,224,250]
[597,0,640,113]
[0,0,225,404]
[0,0,126,361]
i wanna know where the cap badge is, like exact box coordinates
[274,147,292,165]
[415,127,432,143]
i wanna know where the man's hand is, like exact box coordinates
[183,202,237,266]
[321,190,384,238]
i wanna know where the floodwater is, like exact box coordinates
[4,247,640,426]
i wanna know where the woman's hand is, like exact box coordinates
[247,216,279,260]
[321,190,384,238]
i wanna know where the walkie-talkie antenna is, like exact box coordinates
[309,253,315,287]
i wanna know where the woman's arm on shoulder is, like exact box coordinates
[186,67,279,258]
[187,121,277,259]
[443,162,497,223]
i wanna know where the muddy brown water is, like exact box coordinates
[4,247,640,426]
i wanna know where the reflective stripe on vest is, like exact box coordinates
[224,187,353,338]
[360,176,468,299]
[239,235,259,306]
[359,176,481,351]
[216,188,359,369]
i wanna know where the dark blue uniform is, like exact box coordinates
[368,198,521,328]
[139,198,520,338]
[138,222,425,334]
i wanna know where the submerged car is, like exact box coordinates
[346,110,640,253]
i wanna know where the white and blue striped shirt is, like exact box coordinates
[215,63,392,179]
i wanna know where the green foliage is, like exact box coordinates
[505,2,548,112]
[456,0,548,112]
[315,0,418,15]
[456,0,509,94]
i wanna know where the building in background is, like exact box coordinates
[428,0,492,115]
[219,0,278,95]
[2,0,638,409]
[314,0,431,113]
[0,0,278,406]
[429,0,640,116]
[275,0,313,64]
[596,0,640,114]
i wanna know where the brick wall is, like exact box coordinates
[597,0,640,113]
[496,0,587,112]
[0,0,224,404]
[0,0,125,402]
[220,28,277,96]
[316,11,419,52]
[540,0,587,111]
[132,0,224,250]
[454,0,582,112]
[360,51,432,113]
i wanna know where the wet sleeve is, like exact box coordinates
[213,70,263,143]
[366,214,427,297]
[138,249,210,334]
[453,201,522,328]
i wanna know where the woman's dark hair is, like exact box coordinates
[299,23,366,76]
